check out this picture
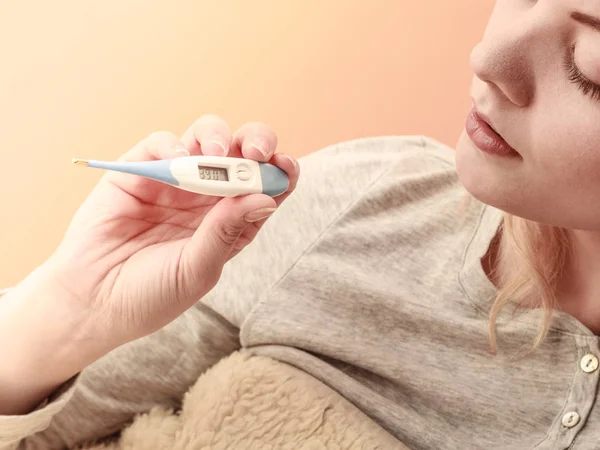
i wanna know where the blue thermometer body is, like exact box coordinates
[73,156,289,197]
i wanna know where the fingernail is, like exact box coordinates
[174,145,190,156]
[210,140,229,156]
[244,207,277,223]
[283,154,298,169]
[251,137,270,158]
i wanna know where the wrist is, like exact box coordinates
[0,261,113,414]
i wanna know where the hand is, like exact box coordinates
[48,115,299,349]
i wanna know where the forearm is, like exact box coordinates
[0,263,109,415]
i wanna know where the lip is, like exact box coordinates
[465,107,520,158]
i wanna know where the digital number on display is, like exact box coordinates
[198,166,229,181]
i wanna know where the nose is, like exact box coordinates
[470,10,548,107]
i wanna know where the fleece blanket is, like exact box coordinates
[77,351,408,449]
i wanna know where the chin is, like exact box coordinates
[455,130,515,214]
[455,131,490,200]
[455,134,543,223]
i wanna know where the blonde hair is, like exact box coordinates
[487,212,571,354]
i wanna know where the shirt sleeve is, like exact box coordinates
[0,135,438,449]
[0,371,77,450]
[0,299,241,449]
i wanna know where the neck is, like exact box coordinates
[483,226,600,334]
[556,229,600,334]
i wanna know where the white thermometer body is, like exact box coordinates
[74,156,289,197]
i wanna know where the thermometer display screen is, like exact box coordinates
[198,166,229,181]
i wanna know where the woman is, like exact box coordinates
[2,1,600,448]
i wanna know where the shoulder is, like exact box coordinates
[299,134,455,173]
[292,135,460,212]
[203,136,467,326]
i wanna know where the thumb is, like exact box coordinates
[180,194,277,291]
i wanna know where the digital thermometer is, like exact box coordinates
[72,155,289,197]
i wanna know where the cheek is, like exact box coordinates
[523,110,600,225]
[531,109,600,186]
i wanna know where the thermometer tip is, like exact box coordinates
[72,158,89,167]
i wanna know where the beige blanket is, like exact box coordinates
[79,351,408,449]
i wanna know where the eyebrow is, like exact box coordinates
[572,11,600,31]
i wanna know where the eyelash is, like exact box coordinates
[564,44,600,101]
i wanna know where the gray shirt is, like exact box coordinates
[2,135,599,450]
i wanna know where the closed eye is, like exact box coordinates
[563,44,600,102]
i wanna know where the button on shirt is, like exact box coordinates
[581,354,599,373]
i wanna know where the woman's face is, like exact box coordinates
[456,0,600,230]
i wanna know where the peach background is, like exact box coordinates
[0,1,493,286]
